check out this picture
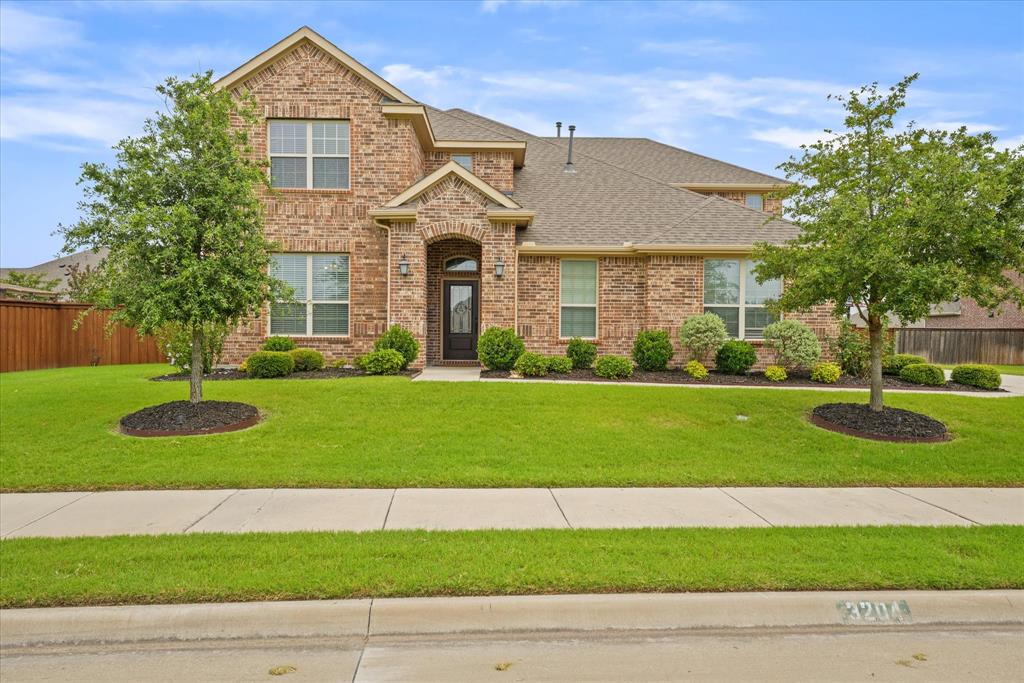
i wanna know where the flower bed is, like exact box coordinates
[150,367,418,382]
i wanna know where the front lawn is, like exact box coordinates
[2,526,1020,608]
[1,364,1022,490]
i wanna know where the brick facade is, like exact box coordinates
[925,271,1024,329]
[697,190,784,215]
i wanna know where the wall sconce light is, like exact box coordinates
[398,255,410,276]
[494,257,505,278]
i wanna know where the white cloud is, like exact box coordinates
[480,0,508,11]
[997,133,1024,151]
[0,6,83,54]
[919,121,1004,134]
[639,39,754,59]
[480,0,579,12]
[748,127,834,149]
[0,97,151,146]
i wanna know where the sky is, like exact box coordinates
[1,0,1022,267]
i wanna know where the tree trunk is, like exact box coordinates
[868,314,884,412]
[189,326,203,405]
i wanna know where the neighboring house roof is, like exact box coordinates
[0,282,60,300]
[0,248,107,292]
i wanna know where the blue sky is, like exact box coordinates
[1,0,1022,266]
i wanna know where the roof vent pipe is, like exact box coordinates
[555,121,562,137]
[564,125,576,174]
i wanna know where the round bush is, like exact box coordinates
[594,355,634,379]
[715,340,757,375]
[632,329,674,371]
[373,325,419,369]
[546,356,573,374]
[245,351,295,378]
[361,349,405,375]
[685,360,708,380]
[289,348,324,372]
[477,327,525,371]
[810,362,842,384]
[764,365,788,382]
[882,353,926,375]
[566,337,597,369]
[899,362,945,386]
[514,351,549,377]
[950,364,1001,390]
[763,320,821,370]
[262,336,296,352]
[679,313,729,361]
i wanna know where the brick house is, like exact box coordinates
[217,27,838,369]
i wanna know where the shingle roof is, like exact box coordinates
[424,106,520,141]
[433,109,798,247]
[0,248,108,292]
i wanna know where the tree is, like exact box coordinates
[60,72,286,404]
[753,74,1024,411]
[0,271,60,299]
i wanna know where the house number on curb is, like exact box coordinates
[836,600,912,624]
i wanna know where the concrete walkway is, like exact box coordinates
[2,487,1021,538]
[412,366,480,381]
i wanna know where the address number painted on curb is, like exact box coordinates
[836,600,913,624]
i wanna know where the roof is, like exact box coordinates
[424,106,520,142]
[0,248,107,292]
[0,282,60,299]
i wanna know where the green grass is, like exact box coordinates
[2,526,1021,608]
[941,363,1024,376]
[2,364,1022,490]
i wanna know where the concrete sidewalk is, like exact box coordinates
[2,487,1021,538]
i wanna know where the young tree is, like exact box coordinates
[753,75,1024,411]
[61,72,286,404]
[0,271,60,295]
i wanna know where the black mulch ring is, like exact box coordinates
[809,402,949,443]
[150,368,418,382]
[120,401,260,437]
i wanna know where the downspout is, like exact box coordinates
[374,218,392,326]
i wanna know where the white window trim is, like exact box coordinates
[703,258,781,340]
[559,258,599,340]
[268,120,350,190]
[269,253,350,338]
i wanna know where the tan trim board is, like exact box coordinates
[517,243,755,256]
[486,209,534,226]
[384,161,521,209]
[673,183,789,192]
[369,208,417,220]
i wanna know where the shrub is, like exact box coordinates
[899,362,945,386]
[632,329,674,371]
[950,364,1001,390]
[828,319,871,377]
[245,351,294,378]
[477,327,525,371]
[763,320,821,370]
[882,353,926,375]
[679,313,728,361]
[685,360,708,380]
[810,362,842,384]
[262,336,296,352]
[238,359,248,373]
[373,325,419,369]
[715,340,757,375]
[514,351,549,377]
[330,358,349,369]
[764,365,788,382]
[546,356,573,373]
[360,349,405,375]
[289,348,324,372]
[566,337,598,369]
[594,355,634,379]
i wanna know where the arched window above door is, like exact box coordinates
[444,256,478,272]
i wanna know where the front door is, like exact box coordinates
[443,280,479,360]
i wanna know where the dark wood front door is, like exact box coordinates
[443,280,479,360]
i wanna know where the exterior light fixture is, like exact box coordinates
[494,257,505,278]
[398,255,410,276]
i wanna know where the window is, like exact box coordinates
[703,258,781,339]
[745,193,764,211]
[270,253,350,336]
[444,256,478,272]
[560,259,597,338]
[451,154,473,171]
[269,121,350,189]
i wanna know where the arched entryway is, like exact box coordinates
[426,238,482,364]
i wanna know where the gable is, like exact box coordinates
[385,162,521,209]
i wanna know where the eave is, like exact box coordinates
[516,242,755,256]
[382,103,527,167]
[673,183,789,192]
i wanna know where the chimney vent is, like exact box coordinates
[564,124,576,173]
[555,121,562,137]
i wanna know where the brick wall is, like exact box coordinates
[925,271,1024,329]
[424,151,514,193]
[697,190,783,215]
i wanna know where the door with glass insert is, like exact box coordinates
[443,281,479,360]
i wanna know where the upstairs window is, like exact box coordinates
[560,259,598,338]
[703,258,781,339]
[451,154,473,171]
[269,121,350,190]
[270,253,350,336]
[745,193,764,211]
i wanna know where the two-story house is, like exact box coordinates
[217,27,837,368]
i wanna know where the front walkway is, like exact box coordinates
[412,366,480,382]
[2,487,1021,538]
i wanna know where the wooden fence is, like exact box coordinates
[896,328,1024,365]
[0,300,164,373]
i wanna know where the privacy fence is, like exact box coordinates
[896,328,1024,365]
[0,300,164,373]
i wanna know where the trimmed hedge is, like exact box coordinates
[950,364,1002,390]
[514,352,549,377]
[763,320,821,370]
[632,329,674,371]
[882,354,926,375]
[477,327,525,371]
[546,356,573,373]
[566,337,597,369]
[684,360,709,380]
[899,362,946,386]
[594,355,634,379]
[715,340,757,375]
[289,348,325,372]
[679,313,728,361]
[360,349,405,375]
[245,351,294,378]
[810,362,841,384]
[374,325,419,369]
[764,365,788,382]
[262,336,296,352]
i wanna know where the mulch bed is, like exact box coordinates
[150,368,418,381]
[120,401,260,437]
[809,402,950,443]
[480,368,998,392]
